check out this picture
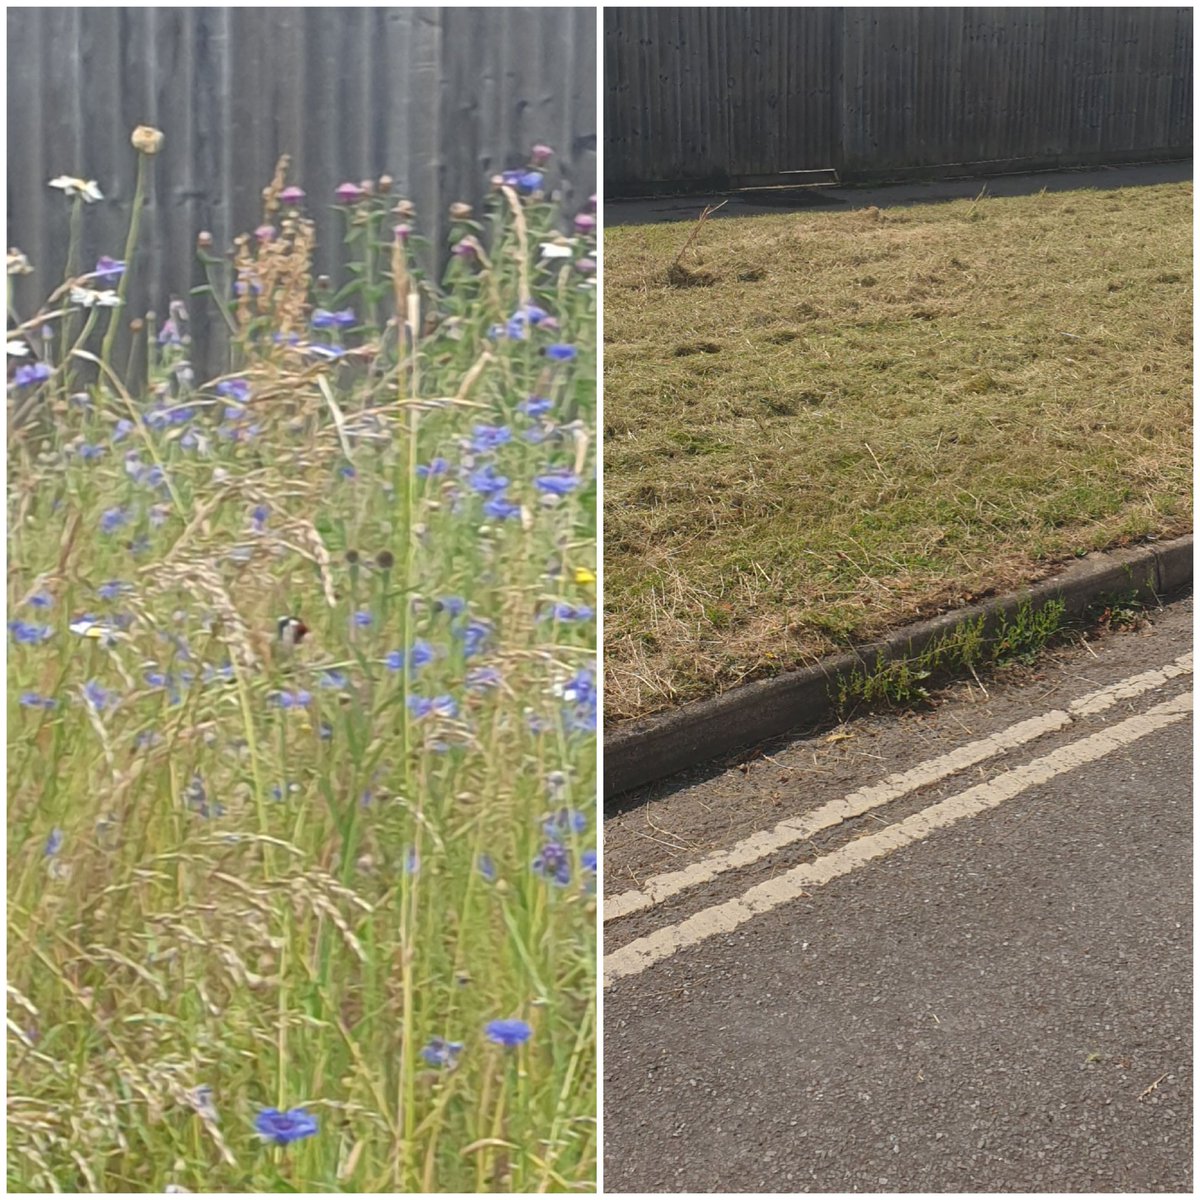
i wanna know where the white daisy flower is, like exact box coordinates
[7,339,29,357]
[539,241,575,260]
[70,286,122,308]
[48,175,104,203]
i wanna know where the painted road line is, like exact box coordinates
[605,653,1192,923]
[604,691,1191,986]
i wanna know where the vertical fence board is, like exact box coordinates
[605,5,1192,195]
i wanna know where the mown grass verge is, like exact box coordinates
[604,182,1192,720]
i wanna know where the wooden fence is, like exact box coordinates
[605,6,1192,195]
[6,6,596,373]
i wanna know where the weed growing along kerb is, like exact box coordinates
[8,130,597,1192]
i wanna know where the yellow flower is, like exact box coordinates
[573,566,596,586]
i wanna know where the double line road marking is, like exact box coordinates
[604,656,1191,987]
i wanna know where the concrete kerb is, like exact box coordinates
[603,535,1193,799]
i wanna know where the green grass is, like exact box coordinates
[8,146,596,1192]
[604,182,1192,719]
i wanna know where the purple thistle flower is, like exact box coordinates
[335,181,364,205]
[254,1107,319,1146]
[575,256,596,275]
[393,223,411,243]
[530,143,554,165]
[485,1018,532,1048]
[573,213,596,235]
[254,224,276,243]
[451,239,476,260]
[279,185,306,205]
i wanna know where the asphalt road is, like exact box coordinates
[606,159,1192,227]
[603,595,1192,1192]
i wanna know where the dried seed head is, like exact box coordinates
[316,274,331,291]
[448,201,472,221]
[377,174,393,195]
[375,549,395,570]
[359,179,375,197]
[131,124,165,155]
[489,174,505,191]
[196,230,213,250]
[392,199,416,220]
[129,317,145,333]
[345,549,360,565]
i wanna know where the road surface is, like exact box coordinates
[604,595,1192,1192]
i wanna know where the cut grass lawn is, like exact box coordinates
[604,182,1192,721]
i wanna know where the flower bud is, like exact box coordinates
[131,125,165,155]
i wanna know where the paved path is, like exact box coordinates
[604,596,1192,1192]
[606,160,1192,227]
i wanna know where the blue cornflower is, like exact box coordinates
[582,849,597,873]
[14,363,52,388]
[545,602,593,622]
[545,344,577,362]
[306,343,348,360]
[471,424,512,452]
[468,464,509,497]
[543,808,588,838]
[407,694,458,720]
[518,170,544,192]
[20,692,57,709]
[9,620,53,645]
[387,642,434,672]
[94,256,125,285]
[484,495,521,521]
[520,396,553,417]
[27,591,53,610]
[250,504,269,531]
[76,443,105,461]
[310,308,356,330]
[318,670,348,689]
[271,690,313,709]
[533,842,572,886]
[436,596,467,618]
[485,1018,532,1048]
[562,667,595,707]
[421,1037,464,1069]
[97,581,129,601]
[254,1107,319,1146]
[112,418,135,442]
[83,680,118,711]
[353,610,373,628]
[466,665,502,691]
[505,303,549,340]
[477,854,497,883]
[337,463,356,480]
[44,828,64,857]
[405,847,421,875]
[385,650,405,671]
[535,471,580,496]
[460,619,492,658]
[99,507,129,535]
[416,457,449,478]
[216,378,251,404]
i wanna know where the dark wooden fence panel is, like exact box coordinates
[7,6,596,374]
[605,6,1192,196]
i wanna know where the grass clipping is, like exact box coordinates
[604,182,1192,721]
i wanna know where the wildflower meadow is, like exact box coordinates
[8,129,597,1192]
